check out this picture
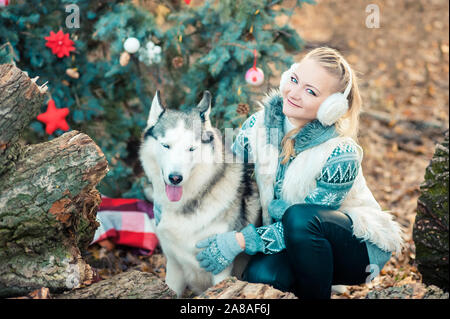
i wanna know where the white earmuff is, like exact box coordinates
[317,59,353,126]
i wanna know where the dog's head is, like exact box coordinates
[140,90,217,202]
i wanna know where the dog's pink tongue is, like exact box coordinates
[165,184,183,202]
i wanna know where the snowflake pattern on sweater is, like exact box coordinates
[255,222,286,254]
[304,143,359,209]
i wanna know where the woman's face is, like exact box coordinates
[281,58,339,127]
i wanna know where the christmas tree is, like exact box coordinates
[0,0,314,198]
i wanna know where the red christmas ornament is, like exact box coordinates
[184,0,191,4]
[37,99,70,135]
[44,30,75,58]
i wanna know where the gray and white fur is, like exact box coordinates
[139,90,262,297]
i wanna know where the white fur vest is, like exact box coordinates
[246,92,405,253]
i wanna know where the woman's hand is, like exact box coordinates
[235,232,245,250]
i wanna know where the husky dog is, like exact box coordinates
[139,90,262,297]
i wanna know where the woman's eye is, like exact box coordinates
[290,76,298,84]
[161,143,170,149]
[307,88,316,96]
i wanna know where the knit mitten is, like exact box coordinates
[196,231,243,275]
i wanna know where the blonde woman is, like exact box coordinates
[195,47,405,299]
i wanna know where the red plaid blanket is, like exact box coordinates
[90,197,159,255]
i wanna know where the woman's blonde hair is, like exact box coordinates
[280,46,362,164]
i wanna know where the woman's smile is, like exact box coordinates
[287,98,302,108]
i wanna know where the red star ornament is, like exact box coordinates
[44,30,75,58]
[37,99,70,135]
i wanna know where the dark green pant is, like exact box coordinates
[242,204,370,299]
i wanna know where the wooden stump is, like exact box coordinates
[0,64,109,297]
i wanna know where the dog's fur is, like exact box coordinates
[139,91,262,297]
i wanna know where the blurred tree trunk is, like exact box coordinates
[413,130,449,292]
[0,64,109,297]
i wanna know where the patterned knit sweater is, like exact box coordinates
[232,112,392,272]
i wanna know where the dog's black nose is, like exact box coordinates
[169,174,183,185]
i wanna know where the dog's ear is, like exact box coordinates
[196,91,211,123]
[147,90,165,128]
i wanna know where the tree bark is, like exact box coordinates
[54,270,176,299]
[413,130,449,292]
[195,277,298,299]
[0,64,109,297]
[0,64,48,176]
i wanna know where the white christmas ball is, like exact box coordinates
[153,46,161,55]
[124,37,140,54]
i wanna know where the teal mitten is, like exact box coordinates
[196,231,243,275]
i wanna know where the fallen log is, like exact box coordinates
[0,64,48,176]
[0,64,108,297]
[195,277,298,299]
[54,270,176,299]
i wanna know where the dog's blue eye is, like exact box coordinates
[290,76,298,84]
[161,143,170,149]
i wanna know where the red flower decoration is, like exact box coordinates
[44,30,75,58]
[37,99,70,135]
